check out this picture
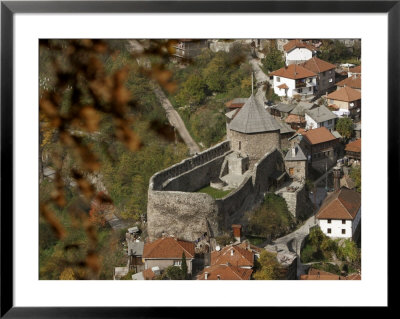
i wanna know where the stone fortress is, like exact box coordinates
[147,94,311,243]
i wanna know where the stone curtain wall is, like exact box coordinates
[147,145,288,242]
[147,190,222,241]
[150,141,231,191]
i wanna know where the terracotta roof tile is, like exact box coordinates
[301,127,337,145]
[142,268,156,280]
[197,264,253,280]
[270,64,317,80]
[316,187,361,220]
[349,65,361,73]
[277,83,289,89]
[285,114,306,124]
[345,138,361,153]
[283,39,316,53]
[143,237,195,259]
[326,86,361,102]
[211,245,254,267]
[300,57,336,73]
[336,75,361,90]
[300,268,361,280]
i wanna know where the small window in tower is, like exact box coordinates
[238,141,241,150]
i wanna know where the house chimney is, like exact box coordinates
[205,272,208,280]
[217,275,221,280]
[232,224,242,242]
[231,249,234,256]
[292,146,297,157]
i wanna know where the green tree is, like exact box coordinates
[181,252,188,279]
[261,46,285,73]
[350,167,361,193]
[203,53,228,92]
[336,117,354,140]
[253,250,285,280]
[164,265,185,280]
[175,73,207,107]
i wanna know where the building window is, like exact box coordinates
[328,219,331,224]
[238,141,241,151]
[174,261,182,267]
[342,220,346,224]
[342,229,346,234]
[309,87,312,92]
[276,77,280,82]
[328,119,332,125]
[327,228,331,234]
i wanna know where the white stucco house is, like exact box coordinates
[270,64,317,98]
[316,187,361,240]
[305,105,338,131]
[283,39,317,65]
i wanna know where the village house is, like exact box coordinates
[345,138,361,162]
[348,65,361,77]
[297,127,340,172]
[326,86,361,121]
[285,114,306,130]
[336,75,361,91]
[269,103,296,119]
[305,105,338,131]
[142,236,195,274]
[283,39,317,65]
[131,267,160,280]
[300,268,361,280]
[300,56,336,95]
[270,64,317,98]
[315,187,361,240]
[173,39,209,60]
[196,241,257,280]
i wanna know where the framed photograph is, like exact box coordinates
[1,0,394,316]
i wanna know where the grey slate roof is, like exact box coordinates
[332,130,342,139]
[225,109,239,120]
[305,105,337,123]
[291,102,317,116]
[273,103,296,113]
[228,95,281,133]
[275,119,295,134]
[284,145,307,161]
[127,241,144,256]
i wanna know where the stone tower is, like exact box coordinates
[226,94,281,167]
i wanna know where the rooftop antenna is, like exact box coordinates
[251,72,254,95]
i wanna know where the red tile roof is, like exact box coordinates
[349,65,361,73]
[270,64,317,80]
[345,138,361,153]
[278,83,289,89]
[301,127,337,145]
[326,86,361,102]
[300,268,361,280]
[197,264,253,280]
[285,114,306,124]
[143,237,195,259]
[336,75,361,90]
[211,245,254,267]
[283,39,316,53]
[142,268,156,280]
[300,57,336,73]
[316,187,361,220]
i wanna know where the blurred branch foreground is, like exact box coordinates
[39,39,186,279]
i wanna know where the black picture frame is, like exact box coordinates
[1,0,395,317]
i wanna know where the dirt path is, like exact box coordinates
[127,40,200,155]
[151,83,201,155]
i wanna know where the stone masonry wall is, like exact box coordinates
[284,160,307,181]
[147,191,222,241]
[276,183,310,219]
[228,129,281,168]
[150,141,231,191]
